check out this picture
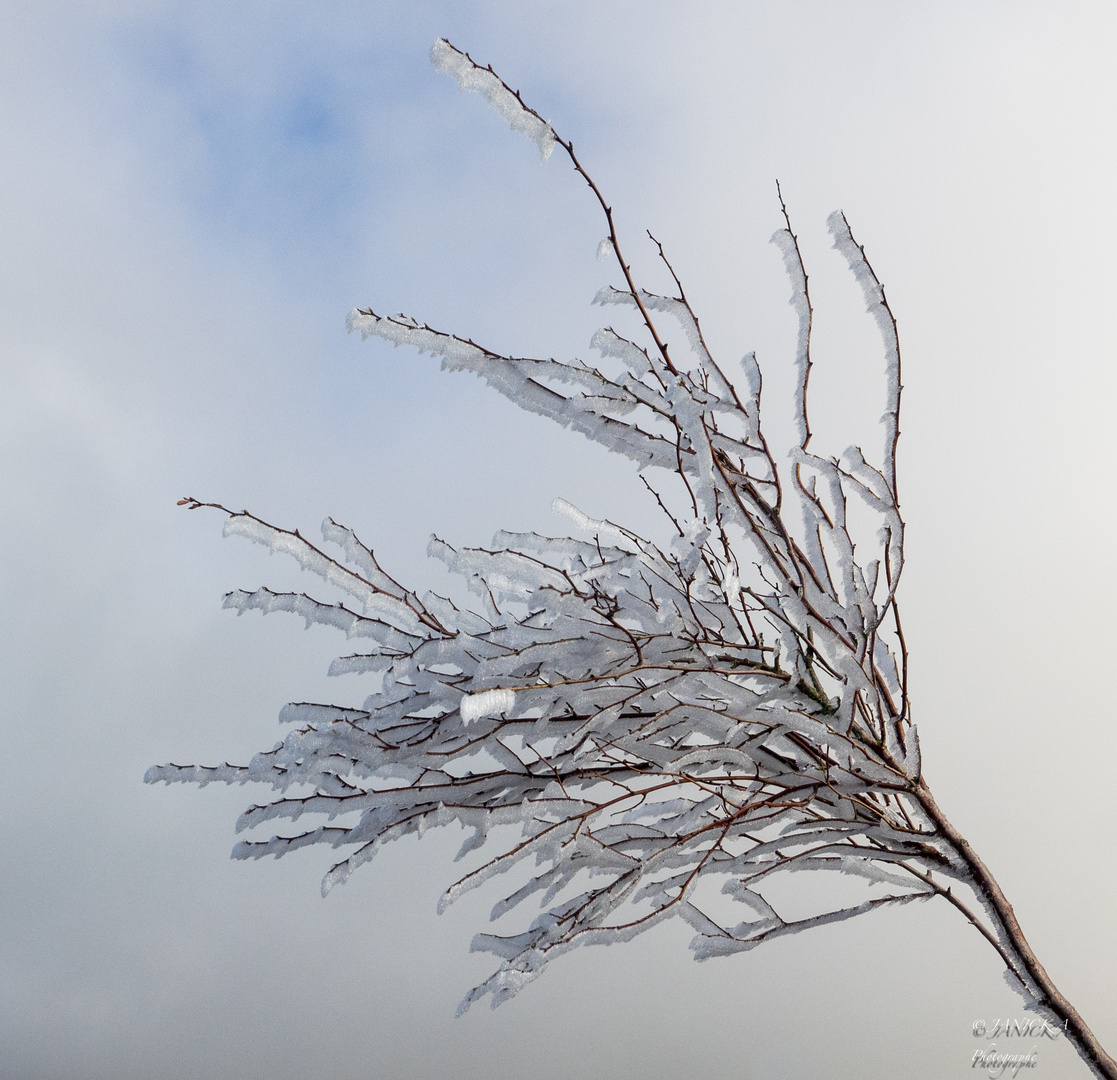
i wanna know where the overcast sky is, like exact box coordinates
[3,3,1116,1078]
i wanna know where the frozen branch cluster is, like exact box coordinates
[149,39,964,1010]
[149,44,1117,1078]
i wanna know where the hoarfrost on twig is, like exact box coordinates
[431,38,556,161]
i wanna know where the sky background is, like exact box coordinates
[3,2,1117,1078]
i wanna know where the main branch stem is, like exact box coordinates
[915,780,1117,1080]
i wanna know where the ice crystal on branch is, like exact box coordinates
[152,42,1117,1079]
[431,38,556,161]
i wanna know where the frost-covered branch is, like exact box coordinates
[151,41,1117,1080]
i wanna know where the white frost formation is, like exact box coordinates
[460,688,516,725]
[430,38,556,161]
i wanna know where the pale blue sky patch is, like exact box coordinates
[105,12,394,289]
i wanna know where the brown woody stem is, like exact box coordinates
[915,779,1117,1080]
